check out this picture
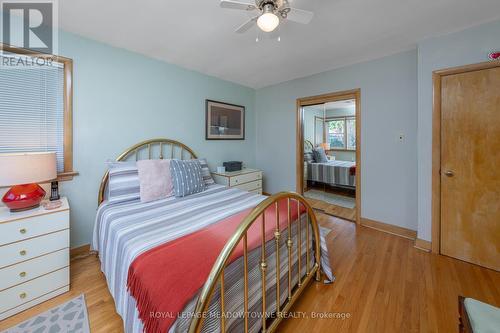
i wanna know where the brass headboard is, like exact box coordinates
[97,138,197,205]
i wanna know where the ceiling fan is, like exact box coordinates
[220,0,314,34]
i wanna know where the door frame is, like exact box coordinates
[296,89,361,225]
[431,60,500,254]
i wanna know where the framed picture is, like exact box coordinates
[205,100,245,140]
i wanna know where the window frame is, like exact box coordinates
[1,43,77,180]
[325,116,356,151]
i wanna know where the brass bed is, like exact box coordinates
[97,138,323,333]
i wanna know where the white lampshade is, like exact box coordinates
[0,152,57,187]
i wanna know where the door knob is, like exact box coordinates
[444,170,454,177]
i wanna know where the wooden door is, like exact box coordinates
[440,66,500,271]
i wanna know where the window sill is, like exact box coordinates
[57,171,79,181]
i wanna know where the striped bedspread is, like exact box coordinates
[307,160,356,187]
[92,184,333,333]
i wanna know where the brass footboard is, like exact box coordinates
[188,192,321,333]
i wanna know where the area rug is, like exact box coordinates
[320,225,333,237]
[304,189,356,209]
[2,294,90,333]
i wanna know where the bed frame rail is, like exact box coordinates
[188,192,321,333]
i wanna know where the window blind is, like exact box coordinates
[0,53,65,172]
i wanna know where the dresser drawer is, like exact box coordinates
[0,210,69,246]
[0,249,69,291]
[229,171,262,187]
[234,180,262,192]
[0,230,69,269]
[0,266,69,315]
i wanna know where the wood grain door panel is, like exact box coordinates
[440,66,500,271]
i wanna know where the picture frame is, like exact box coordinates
[205,99,245,140]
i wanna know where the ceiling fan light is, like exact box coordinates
[257,12,279,32]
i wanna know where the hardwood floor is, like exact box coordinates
[1,213,499,332]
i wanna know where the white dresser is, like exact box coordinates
[0,198,70,320]
[212,169,263,194]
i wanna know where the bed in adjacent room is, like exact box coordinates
[304,142,356,189]
[307,159,356,188]
[92,138,333,333]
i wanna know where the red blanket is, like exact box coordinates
[349,165,356,176]
[127,199,304,333]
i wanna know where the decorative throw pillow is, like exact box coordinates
[170,159,206,197]
[198,158,215,185]
[106,161,140,204]
[137,159,173,203]
[313,147,328,163]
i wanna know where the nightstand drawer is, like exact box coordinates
[0,230,69,269]
[229,171,262,187]
[234,180,262,192]
[0,266,69,315]
[0,249,69,291]
[0,210,69,246]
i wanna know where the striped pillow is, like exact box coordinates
[170,159,206,197]
[304,152,315,163]
[313,147,328,163]
[106,161,140,204]
[197,158,215,185]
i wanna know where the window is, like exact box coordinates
[0,44,75,179]
[328,119,345,149]
[326,116,356,150]
[346,117,356,150]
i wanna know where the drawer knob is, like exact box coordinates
[19,292,27,299]
[19,271,26,278]
[19,250,27,256]
[19,228,27,234]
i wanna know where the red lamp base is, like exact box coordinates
[2,184,46,212]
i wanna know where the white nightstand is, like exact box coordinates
[212,169,263,194]
[0,198,70,320]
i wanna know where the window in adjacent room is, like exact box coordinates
[0,44,75,179]
[326,116,356,150]
[346,117,356,150]
[328,118,345,149]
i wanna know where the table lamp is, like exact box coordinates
[0,152,57,212]
[319,142,330,151]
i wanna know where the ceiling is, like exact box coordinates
[59,0,500,89]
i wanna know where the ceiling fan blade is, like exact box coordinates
[220,0,257,11]
[286,7,314,24]
[235,16,258,33]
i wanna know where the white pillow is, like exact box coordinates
[137,159,173,203]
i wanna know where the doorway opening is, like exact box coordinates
[296,90,361,224]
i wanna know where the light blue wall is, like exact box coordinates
[303,107,323,145]
[416,19,500,241]
[255,50,418,231]
[0,30,256,247]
